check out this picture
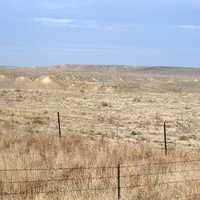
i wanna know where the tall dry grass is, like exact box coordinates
[0,128,200,199]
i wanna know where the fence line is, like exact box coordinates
[0,187,118,197]
[0,160,199,198]
[0,158,200,172]
[2,168,200,185]
[0,178,200,197]
[121,158,200,168]
[0,166,117,172]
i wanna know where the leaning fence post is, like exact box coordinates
[117,162,121,200]
[164,121,167,155]
[57,112,62,138]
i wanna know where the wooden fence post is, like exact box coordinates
[57,112,62,138]
[164,121,167,155]
[117,162,121,200]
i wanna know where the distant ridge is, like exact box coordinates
[53,64,137,72]
[0,64,198,69]
[0,64,200,76]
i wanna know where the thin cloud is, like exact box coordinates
[34,17,74,25]
[34,17,135,31]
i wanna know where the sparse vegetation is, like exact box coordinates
[0,131,198,199]
[101,101,111,107]
[179,135,189,141]
[0,66,200,199]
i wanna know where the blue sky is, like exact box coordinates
[0,0,200,66]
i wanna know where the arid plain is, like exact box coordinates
[1,65,200,149]
[1,65,200,199]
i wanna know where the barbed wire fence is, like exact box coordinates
[0,160,200,199]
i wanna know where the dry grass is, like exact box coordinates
[1,66,200,199]
[0,130,199,199]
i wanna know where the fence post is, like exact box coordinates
[164,121,167,155]
[117,162,121,200]
[57,112,62,138]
